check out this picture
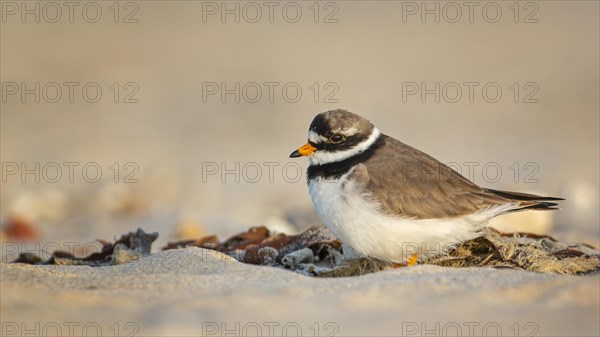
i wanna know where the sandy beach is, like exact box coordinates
[2,247,599,336]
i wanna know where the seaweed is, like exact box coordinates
[10,228,158,266]
[11,226,599,276]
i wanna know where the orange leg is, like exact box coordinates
[392,254,419,268]
[407,254,418,266]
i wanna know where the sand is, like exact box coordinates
[1,247,598,336]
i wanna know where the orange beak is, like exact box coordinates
[289,142,316,158]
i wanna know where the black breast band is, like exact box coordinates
[307,136,384,181]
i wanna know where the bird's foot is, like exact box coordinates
[392,254,418,268]
[407,254,418,266]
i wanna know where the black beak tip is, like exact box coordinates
[289,150,301,158]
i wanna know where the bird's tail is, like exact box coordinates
[484,188,564,212]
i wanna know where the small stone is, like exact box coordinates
[257,246,279,266]
[112,243,143,265]
[282,248,314,269]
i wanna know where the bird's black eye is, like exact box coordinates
[330,134,345,143]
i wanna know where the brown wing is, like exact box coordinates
[357,135,517,219]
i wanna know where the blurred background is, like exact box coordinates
[1,1,598,255]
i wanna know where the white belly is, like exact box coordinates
[308,169,505,263]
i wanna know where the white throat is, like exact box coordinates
[308,127,381,166]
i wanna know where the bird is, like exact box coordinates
[289,109,563,264]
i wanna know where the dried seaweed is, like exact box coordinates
[10,225,599,276]
[163,226,342,274]
[424,228,600,275]
[10,228,158,266]
[165,226,599,276]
